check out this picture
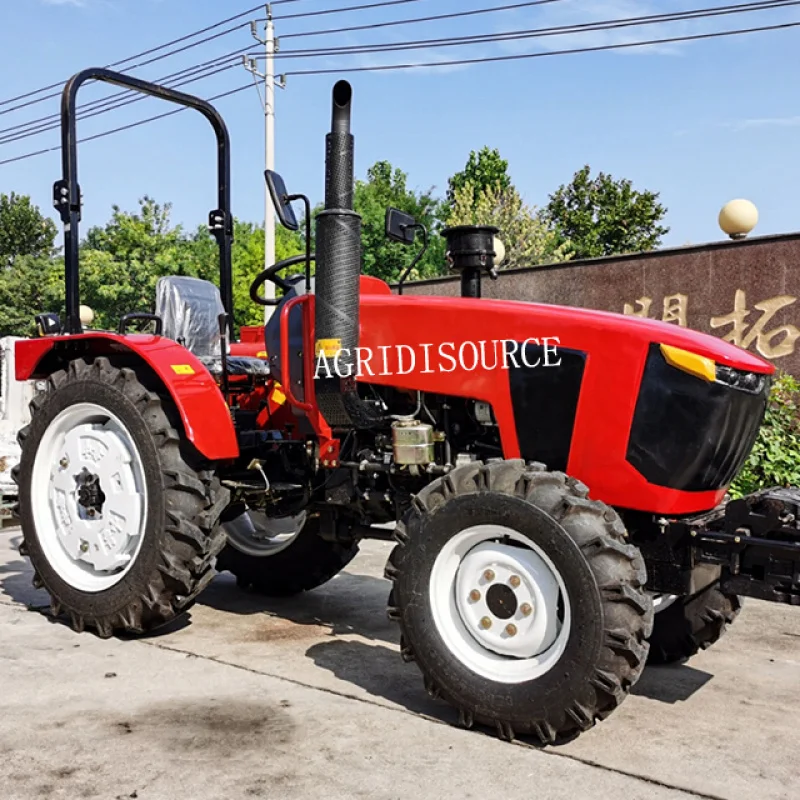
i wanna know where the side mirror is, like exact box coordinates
[35,312,62,337]
[385,208,417,245]
[265,170,299,231]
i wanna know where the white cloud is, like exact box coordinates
[732,116,800,130]
[41,0,87,6]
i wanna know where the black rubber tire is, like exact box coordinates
[385,459,653,746]
[14,357,229,638]
[647,582,742,665]
[216,514,359,597]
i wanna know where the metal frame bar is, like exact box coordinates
[55,67,234,334]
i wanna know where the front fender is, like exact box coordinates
[15,333,239,461]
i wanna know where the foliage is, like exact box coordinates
[447,147,511,202]
[350,160,447,284]
[0,192,58,268]
[541,165,669,260]
[79,197,209,330]
[447,181,571,269]
[0,256,63,336]
[729,373,800,498]
[190,221,304,330]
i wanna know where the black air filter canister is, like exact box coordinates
[442,225,499,298]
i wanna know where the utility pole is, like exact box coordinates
[245,4,286,322]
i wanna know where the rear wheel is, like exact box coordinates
[217,512,358,597]
[15,357,228,637]
[386,460,653,745]
[647,582,742,664]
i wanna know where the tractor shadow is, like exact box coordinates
[199,569,399,646]
[0,532,48,610]
[632,663,714,703]
[305,637,458,723]
[0,531,193,638]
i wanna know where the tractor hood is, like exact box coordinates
[351,291,773,515]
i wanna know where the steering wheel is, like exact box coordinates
[250,253,315,306]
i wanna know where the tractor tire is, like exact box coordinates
[385,459,653,746]
[14,357,229,638]
[647,583,742,665]
[217,511,358,597]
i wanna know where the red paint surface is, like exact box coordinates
[15,334,238,461]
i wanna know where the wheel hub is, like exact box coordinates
[454,538,563,659]
[31,403,148,592]
[485,583,517,619]
[75,468,106,517]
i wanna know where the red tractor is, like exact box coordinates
[14,68,800,745]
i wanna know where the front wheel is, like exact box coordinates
[385,460,653,745]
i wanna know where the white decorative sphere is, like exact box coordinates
[719,199,758,239]
[79,305,95,325]
[493,236,506,265]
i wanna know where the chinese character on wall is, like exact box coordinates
[623,290,800,360]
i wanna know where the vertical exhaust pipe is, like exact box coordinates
[314,81,379,428]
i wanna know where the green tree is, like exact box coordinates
[189,221,304,330]
[0,255,62,336]
[79,196,204,329]
[730,373,800,498]
[349,160,447,284]
[447,147,511,202]
[541,165,669,260]
[0,192,58,267]
[447,181,571,269]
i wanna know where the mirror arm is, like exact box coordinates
[397,224,428,296]
[284,193,312,293]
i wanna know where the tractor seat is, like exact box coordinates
[154,276,270,378]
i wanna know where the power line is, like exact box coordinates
[0,23,252,118]
[280,0,567,40]
[0,62,241,146]
[282,18,800,75]
[271,0,800,59]
[0,83,253,168]
[0,0,303,113]
[6,0,793,144]
[275,0,430,21]
[1,19,796,167]
[0,48,250,141]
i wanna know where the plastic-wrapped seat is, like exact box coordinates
[154,276,270,378]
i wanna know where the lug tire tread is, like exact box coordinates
[14,357,228,637]
[386,459,652,745]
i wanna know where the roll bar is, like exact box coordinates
[54,67,233,335]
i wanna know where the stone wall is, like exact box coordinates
[399,233,800,376]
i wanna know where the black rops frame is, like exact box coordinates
[54,67,234,335]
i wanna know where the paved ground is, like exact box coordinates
[0,528,798,800]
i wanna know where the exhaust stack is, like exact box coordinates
[314,81,374,427]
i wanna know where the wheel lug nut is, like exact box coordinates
[59,457,69,469]
[479,616,492,630]
[505,623,517,637]
[521,603,533,617]
[483,569,495,582]
[79,540,89,553]
[469,590,481,602]
[509,575,521,589]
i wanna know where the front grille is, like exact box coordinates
[626,343,770,492]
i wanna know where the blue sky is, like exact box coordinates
[1,0,799,249]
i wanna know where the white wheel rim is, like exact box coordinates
[223,509,306,557]
[429,524,572,684]
[30,402,148,593]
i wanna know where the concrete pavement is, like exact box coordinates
[0,529,797,800]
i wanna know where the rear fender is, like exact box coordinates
[15,333,239,461]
